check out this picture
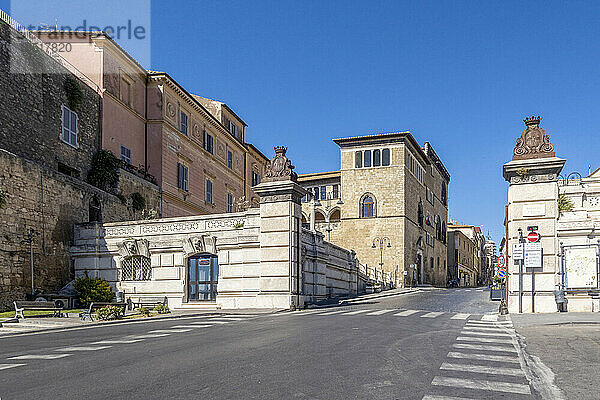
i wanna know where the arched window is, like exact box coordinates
[121,255,151,281]
[329,208,341,222]
[89,196,102,223]
[315,210,326,223]
[373,149,381,166]
[441,182,448,206]
[382,148,390,166]
[442,222,447,243]
[361,195,375,218]
[417,201,424,227]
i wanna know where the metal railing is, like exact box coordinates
[0,8,100,93]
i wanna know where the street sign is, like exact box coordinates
[497,255,505,268]
[513,243,524,260]
[496,269,506,279]
[524,242,542,269]
[527,226,538,232]
[527,231,541,243]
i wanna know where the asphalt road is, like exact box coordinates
[0,288,546,400]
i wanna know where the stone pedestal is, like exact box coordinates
[253,180,307,310]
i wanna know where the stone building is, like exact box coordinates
[447,227,478,286]
[34,30,270,218]
[0,16,159,309]
[71,148,367,310]
[446,223,486,286]
[503,116,600,313]
[299,132,450,287]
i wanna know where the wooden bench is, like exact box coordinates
[14,301,63,319]
[79,302,127,321]
[129,296,167,310]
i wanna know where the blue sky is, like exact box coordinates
[4,1,600,244]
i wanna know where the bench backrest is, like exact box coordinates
[134,297,166,304]
[15,301,59,309]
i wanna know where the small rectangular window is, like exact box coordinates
[61,105,78,147]
[313,187,319,200]
[177,163,188,191]
[120,145,131,164]
[227,151,233,169]
[373,149,381,167]
[364,150,371,167]
[203,131,214,154]
[332,184,339,199]
[227,193,234,212]
[320,186,326,200]
[180,111,188,135]
[355,151,362,168]
[382,148,390,166]
[252,171,261,186]
[206,179,213,204]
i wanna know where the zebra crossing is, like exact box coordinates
[0,314,256,373]
[422,318,534,399]
[298,307,494,321]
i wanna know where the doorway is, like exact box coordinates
[187,254,219,302]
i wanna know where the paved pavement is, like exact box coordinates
[0,288,580,399]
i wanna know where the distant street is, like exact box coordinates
[0,288,560,400]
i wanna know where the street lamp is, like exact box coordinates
[20,228,40,297]
[372,237,392,278]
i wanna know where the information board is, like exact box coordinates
[524,242,542,270]
[565,247,598,289]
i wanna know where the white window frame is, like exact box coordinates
[120,145,132,164]
[61,105,78,148]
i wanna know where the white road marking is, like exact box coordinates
[440,362,525,377]
[456,336,514,344]
[170,325,211,328]
[394,310,419,317]
[0,363,26,370]
[463,326,515,333]
[422,394,480,400]
[56,346,111,351]
[453,343,517,353]
[481,314,498,321]
[148,329,193,333]
[128,333,170,339]
[431,376,531,395]
[92,339,143,344]
[466,320,512,326]
[199,321,229,324]
[314,309,349,316]
[450,313,470,320]
[8,354,71,360]
[366,309,396,316]
[205,317,246,321]
[447,351,520,363]
[421,312,445,318]
[459,330,512,337]
[341,309,370,315]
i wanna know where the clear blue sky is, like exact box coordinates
[4,1,600,244]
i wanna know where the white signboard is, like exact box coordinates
[513,244,524,260]
[523,203,546,217]
[524,242,542,270]
[565,247,598,288]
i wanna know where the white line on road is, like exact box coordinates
[366,309,396,316]
[128,333,170,339]
[56,346,111,351]
[314,309,349,316]
[341,309,371,316]
[431,376,531,395]
[447,351,520,363]
[450,313,470,320]
[463,326,515,333]
[422,395,479,400]
[481,314,498,321]
[8,354,71,360]
[466,320,512,326]
[459,330,513,337]
[205,317,246,321]
[453,343,517,353]
[456,336,514,344]
[170,325,212,328]
[148,329,193,333]
[92,339,143,344]
[0,363,26,370]
[421,312,445,318]
[476,289,484,292]
[394,310,419,317]
[439,362,525,377]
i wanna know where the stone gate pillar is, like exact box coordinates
[253,147,308,310]
[503,117,565,313]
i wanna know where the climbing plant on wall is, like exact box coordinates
[64,76,84,110]
[87,150,122,192]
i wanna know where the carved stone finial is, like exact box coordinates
[263,146,298,182]
[512,116,555,160]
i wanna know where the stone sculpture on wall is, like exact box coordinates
[263,146,298,182]
[182,235,217,256]
[512,116,556,160]
[118,239,150,258]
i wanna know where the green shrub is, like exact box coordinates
[96,305,124,321]
[87,150,122,191]
[137,307,151,317]
[153,304,170,314]
[64,76,84,110]
[131,192,146,212]
[74,272,114,307]
[558,193,574,212]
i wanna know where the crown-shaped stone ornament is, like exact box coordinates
[512,116,555,160]
[523,115,541,126]
[263,146,298,182]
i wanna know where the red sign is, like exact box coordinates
[527,231,541,243]
[497,255,505,268]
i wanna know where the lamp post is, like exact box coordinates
[372,236,391,274]
[20,228,40,297]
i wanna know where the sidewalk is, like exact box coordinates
[0,308,278,337]
[512,312,600,400]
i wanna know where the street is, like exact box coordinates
[0,288,559,400]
